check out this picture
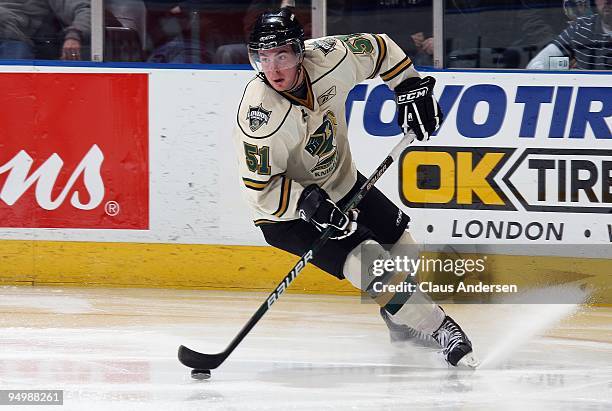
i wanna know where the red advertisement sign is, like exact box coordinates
[0,73,149,229]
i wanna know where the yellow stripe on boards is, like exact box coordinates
[0,240,609,304]
[0,240,355,294]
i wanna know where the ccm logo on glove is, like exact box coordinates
[396,87,429,104]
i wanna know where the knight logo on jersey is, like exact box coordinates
[247,103,272,132]
[305,111,338,177]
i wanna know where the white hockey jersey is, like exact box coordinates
[233,33,420,225]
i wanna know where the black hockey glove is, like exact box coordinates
[394,76,443,141]
[297,185,358,240]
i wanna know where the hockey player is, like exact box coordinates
[234,7,478,367]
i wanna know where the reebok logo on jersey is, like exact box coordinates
[247,103,272,132]
[317,85,337,106]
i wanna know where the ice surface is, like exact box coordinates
[0,286,610,410]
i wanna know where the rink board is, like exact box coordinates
[0,239,610,304]
[0,63,610,300]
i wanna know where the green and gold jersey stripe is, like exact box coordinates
[272,176,292,217]
[368,34,387,79]
[380,57,413,82]
[243,177,270,191]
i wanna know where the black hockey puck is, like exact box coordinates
[191,369,211,380]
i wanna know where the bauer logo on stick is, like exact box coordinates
[247,104,272,132]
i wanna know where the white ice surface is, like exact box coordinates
[0,286,610,410]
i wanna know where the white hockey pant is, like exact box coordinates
[342,231,445,335]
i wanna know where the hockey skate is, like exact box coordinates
[431,315,479,368]
[380,308,441,348]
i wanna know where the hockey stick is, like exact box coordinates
[178,131,416,372]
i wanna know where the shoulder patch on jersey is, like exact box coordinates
[305,37,349,85]
[312,37,337,55]
[247,103,272,132]
[237,78,292,139]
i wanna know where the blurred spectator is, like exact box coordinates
[146,1,204,63]
[133,1,309,64]
[327,0,434,66]
[213,0,309,64]
[146,0,250,64]
[563,0,593,21]
[106,0,147,47]
[410,30,434,67]
[446,0,564,68]
[0,0,90,60]
[105,0,147,61]
[527,0,612,69]
[215,1,432,66]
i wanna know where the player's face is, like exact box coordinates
[259,45,301,92]
[596,0,612,26]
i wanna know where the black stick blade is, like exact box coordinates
[178,345,227,370]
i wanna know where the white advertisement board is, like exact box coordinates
[0,66,610,250]
[348,71,612,247]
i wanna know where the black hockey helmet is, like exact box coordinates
[248,8,305,73]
